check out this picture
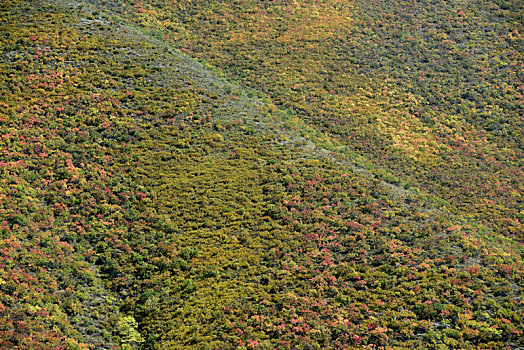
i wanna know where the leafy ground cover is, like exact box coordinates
[93,0,523,241]
[0,0,522,349]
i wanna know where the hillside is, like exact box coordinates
[87,0,524,239]
[0,0,522,349]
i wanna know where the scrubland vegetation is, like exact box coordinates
[0,0,522,349]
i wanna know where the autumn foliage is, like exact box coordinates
[0,0,522,349]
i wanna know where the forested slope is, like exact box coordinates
[92,0,523,240]
[0,0,522,349]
